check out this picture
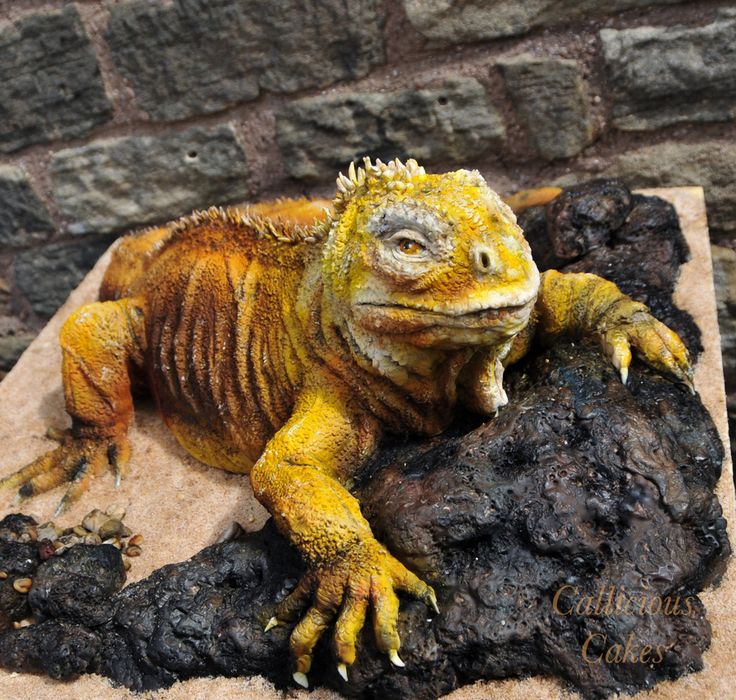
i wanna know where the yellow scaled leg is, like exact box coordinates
[535,270,694,390]
[599,309,693,390]
[253,387,438,686]
[0,298,146,514]
[267,539,436,684]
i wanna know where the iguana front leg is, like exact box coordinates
[461,269,692,416]
[0,298,144,513]
[534,270,693,389]
[250,384,437,686]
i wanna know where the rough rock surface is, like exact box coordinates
[0,333,35,374]
[712,245,736,469]
[401,0,689,43]
[605,140,736,242]
[0,166,54,248]
[277,79,505,180]
[106,0,385,122]
[0,317,34,374]
[0,182,728,699]
[519,182,699,356]
[0,7,112,153]
[713,245,736,392]
[601,17,736,130]
[498,54,593,160]
[13,237,115,318]
[50,125,251,236]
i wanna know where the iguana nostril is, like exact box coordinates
[472,245,496,275]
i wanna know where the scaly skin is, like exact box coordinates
[1,159,693,686]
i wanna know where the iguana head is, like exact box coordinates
[321,158,539,351]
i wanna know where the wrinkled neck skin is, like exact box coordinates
[294,249,536,434]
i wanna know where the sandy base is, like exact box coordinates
[0,188,733,699]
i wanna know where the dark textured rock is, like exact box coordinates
[601,18,736,130]
[402,0,689,43]
[713,245,736,393]
[528,181,699,357]
[0,514,37,545]
[50,125,251,236]
[0,166,54,248]
[0,334,34,372]
[517,205,566,271]
[0,515,43,631]
[28,545,125,628]
[0,621,101,680]
[106,0,385,121]
[0,7,112,153]
[0,316,35,373]
[498,54,592,160]
[277,79,505,181]
[610,140,736,241]
[13,236,115,318]
[358,343,725,698]
[545,180,632,259]
[0,183,728,698]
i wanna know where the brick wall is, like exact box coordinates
[1,0,735,383]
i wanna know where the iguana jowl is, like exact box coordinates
[1,159,693,686]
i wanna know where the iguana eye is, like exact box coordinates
[384,229,430,261]
[397,238,425,255]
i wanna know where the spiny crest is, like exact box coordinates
[328,157,427,223]
[167,205,323,244]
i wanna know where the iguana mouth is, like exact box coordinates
[354,299,534,330]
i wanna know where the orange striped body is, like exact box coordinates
[102,210,318,473]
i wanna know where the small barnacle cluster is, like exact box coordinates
[0,507,143,584]
[0,510,137,631]
[40,506,143,567]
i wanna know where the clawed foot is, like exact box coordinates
[265,539,438,687]
[0,428,130,515]
[599,309,694,392]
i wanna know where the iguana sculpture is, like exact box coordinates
[1,159,693,687]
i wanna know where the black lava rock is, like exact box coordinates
[523,182,701,359]
[518,203,567,271]
[0,181,729,699]
[546,180,633,259]
[29,545,126,627]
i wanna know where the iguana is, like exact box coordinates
[1,158,693,687]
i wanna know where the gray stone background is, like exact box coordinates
[0,0,734,451]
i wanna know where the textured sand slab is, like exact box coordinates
[0,188,733,699]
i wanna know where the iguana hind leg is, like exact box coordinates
[1,298,146,514]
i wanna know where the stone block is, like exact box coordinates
[498,54,592,160]
[13,237,114,319]
[712,245,736,392]
[106,0,385,121]
[0,166,54,248]
[0,7,112,153]
[610,140,736,240]
[50,125,251,236]
[277,79,505,180]
[402,0,688,43]
[601,17,736,130]
[0,333,35,373]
